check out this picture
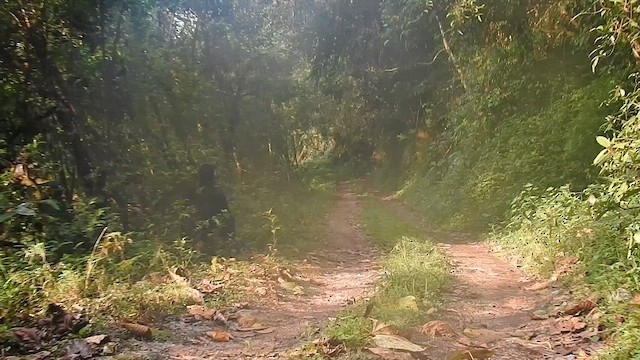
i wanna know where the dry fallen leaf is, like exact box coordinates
[196,280,224,293]
[447,349,495,360]
[207,329,231,342]
[373,334,425,352]
[420,321,456,338]
[168,268,204,304]
[168,267,189,286]
[366,347,414,360]
[84,334,109,346]
[554,317,587,333]
[371,319,401,336]
[462,328,506,343]
[564,299,597,316]
[12,327,41,344]
[64,339,96,360]
[121,323,153,340]
[187,305,217,320]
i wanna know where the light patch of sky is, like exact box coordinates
[173,10,198,36]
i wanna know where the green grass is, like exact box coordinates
[375,237,450,328]
[233,165,337,257]
[322,307,373,349]
[362,197,450,328]
[360,197,422,250]
[0,170,336,329]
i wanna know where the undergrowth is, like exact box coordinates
[360,198,421,250]
[0,163,336,331]
[391,75,612,232]
[233,170,336,257]
[491,185,640,359]
[362,197,449,328]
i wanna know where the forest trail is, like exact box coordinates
[110,187,593,360]
[117,185,380,359]
[381,197,591,360]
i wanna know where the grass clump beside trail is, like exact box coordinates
[360,197,422,250]
[491,185,640,359]
[321,197,450,351]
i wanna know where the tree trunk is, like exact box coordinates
[436,14,468,92]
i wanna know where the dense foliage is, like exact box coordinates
[303,1,640,356]
[0,0,337,253]
[0,0,335,320]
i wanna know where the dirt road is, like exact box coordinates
[382,198,597,360]
[113,187,593,360]
[117,186,380,359]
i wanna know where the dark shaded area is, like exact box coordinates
[191,164,236,254]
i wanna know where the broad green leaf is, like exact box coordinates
[15,203,36,216]
[398,295,419,311]
[39,199,60,211]
[0,212,13,223]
